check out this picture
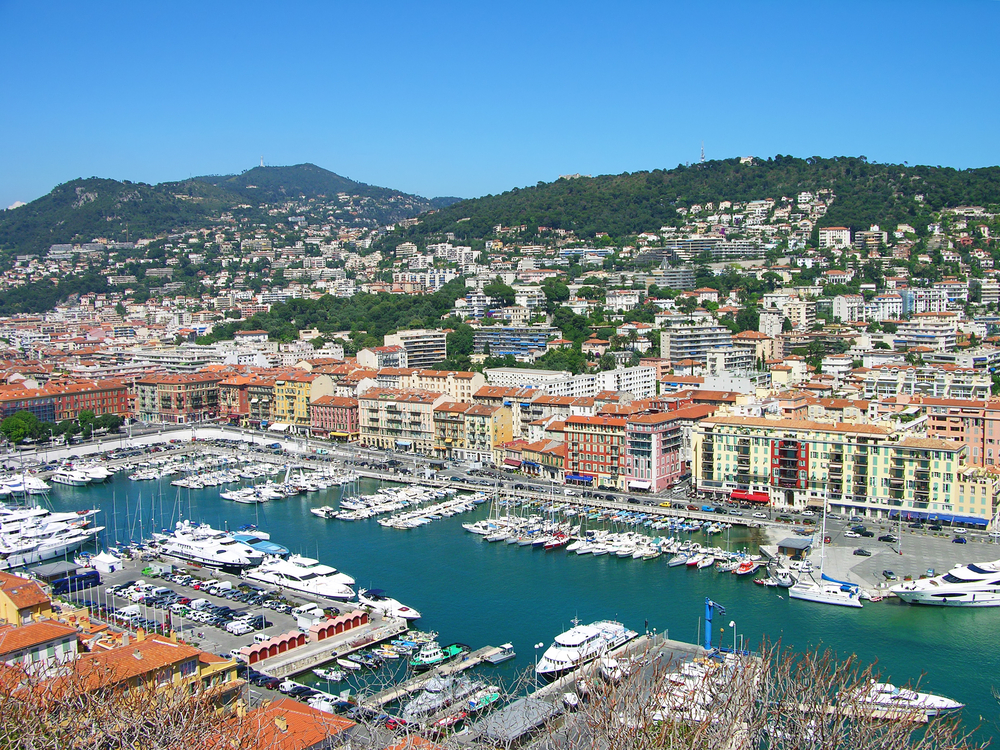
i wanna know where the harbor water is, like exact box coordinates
[44,472,1000,732]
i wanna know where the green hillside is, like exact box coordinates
[392,156,1000,243]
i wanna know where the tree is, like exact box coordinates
[446,324,474,358]
[483,277,515,307]
[782,318,794,333]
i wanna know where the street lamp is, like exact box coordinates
[729,620,738,653]
[534,642,544,690]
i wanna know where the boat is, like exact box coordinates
[485,643,516,664]
[466,685,502,713]
[152,520,264,569]
[891,560,1000,607]
[535,619,638,679]
[357,588,421,620]
[232,532,289,557]
[346,652,382,669]
[788,500,863,608]
[848,680,964,717]
[246,554,355,600]
[313,667,345,682]
[754,577,779,588]
[50,469,91,486]
[336,658,361,671]
[402,676,480,720]
[431,710,467,729]
[773,569,796,588]
[408,641,469,671]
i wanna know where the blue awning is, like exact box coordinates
[395,439,412,446]
[889,509,930,520]
[522,460,540,467]
[566,474,594,483]
[932,513,989,526]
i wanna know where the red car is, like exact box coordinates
[384,718,408,731]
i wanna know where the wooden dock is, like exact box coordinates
[364,645,502,708]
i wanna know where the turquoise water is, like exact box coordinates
[45,473,1000,733]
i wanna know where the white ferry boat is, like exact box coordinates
[535,619,638,678]
[153,520,264,569]
[891,560,1000,607]
[246,555,355,600]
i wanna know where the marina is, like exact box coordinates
[10,434,999,733]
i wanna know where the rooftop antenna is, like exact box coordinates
[700,142,705,164]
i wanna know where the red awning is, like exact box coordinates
[504,458,522,467]
[731,490,770,503]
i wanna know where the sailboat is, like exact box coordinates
[788,493,863,608]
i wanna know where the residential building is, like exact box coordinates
[356,345,408,369]
[605,290,641,311]
[271,374,335,431]
[382,329,448,368]
[358,388,447,452]
[818,227,852,248]
[895,313,959,351]
[860,366,991,401]
[693,415,994,524]
[660,323,733,363]
[432,402,472,460]
[0,572,53,625]
[461,404,512,464]
[0,620,79,673]
[310,395,359,440]
[899,288,949,315]
[833,294,866,324]
[782,298,815,332]
[564,415,628,489]
[473,325,557,360]
[623,412,683,492]
[134,372,223,423]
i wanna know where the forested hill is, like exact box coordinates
[394,156,1000,243]
[0,164,461,255]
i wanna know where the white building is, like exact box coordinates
[818,227,852,249]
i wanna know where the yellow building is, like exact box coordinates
[693,415,997,526]
[0,572,54,625]
[462,404,513,464]
[270,374,335,431]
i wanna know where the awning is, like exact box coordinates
[932,512,989,526]
[731,490,770,503]
[566,474,594,483]
[628,480,652,490]
[395,440,412,447]
[268,423,289,432]
[330,432,350,438]
[504,458,522,467]
[522,460,540,467]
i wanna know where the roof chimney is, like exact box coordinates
[274,716,287,732]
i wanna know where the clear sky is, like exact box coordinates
[2,0,999,209]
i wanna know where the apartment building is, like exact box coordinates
[860,366,991,401]
[782,298,816,332]
[403,369,485,403]
[564,415,627,489]
[271,373,335,431]
[900,288,949,315]
[0,379,129,423]
[356,345,407,369]
[818,227,852,248]
[134,372,223,423]
[432,402,472,460]
[660,323,733,363]
[310,395,359,440]
[358,388,447,452]
[382,329,448,368]
[895,313,959,351]
[473,325,558,360]
[461,404,513,464]
[623,412,684,492]
[693,415,993,525]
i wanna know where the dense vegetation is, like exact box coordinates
[0,272,110,315]
[386,156,1000,244]
[0,164,460,257]
[199,278,470,349]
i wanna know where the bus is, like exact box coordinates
[51,570,101,596]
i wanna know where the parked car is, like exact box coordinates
[752,511,768,519]
[853,548,872,556]
[878,534,898,543]
[858,530,875,538]
[929,524,943,531]
[882,570,898,581]
[844,531,861,538]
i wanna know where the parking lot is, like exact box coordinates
[62,558,351,663]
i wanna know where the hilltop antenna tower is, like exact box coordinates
[700,142,705,163]
[260,156,264,168]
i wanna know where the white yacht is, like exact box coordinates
[892,560,1000,607]
[247,555,355,600]
[535,619,638,678]
[50,469,92,486]
[0,516,104,569]
[848,680,964,716]
[153,520,264,569]
[357,588,421,620]
[788,576,863,608]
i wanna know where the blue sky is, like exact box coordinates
[2,1,998,209]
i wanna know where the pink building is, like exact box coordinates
[623,412,683,492]
[311,395,359,440]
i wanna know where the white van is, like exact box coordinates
[189,598,212,611]
[150,586,172,598]
[253,633,270,644]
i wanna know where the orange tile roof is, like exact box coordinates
[0,621,77,656]
[0,572,50,610]
[241,697,355,749]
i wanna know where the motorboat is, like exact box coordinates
[50,469,91,486]
[336,658,361,671]
[466,685,502,713]
[773,568,796,588]
[232,532,289,557]
[152,520,264,569]
[848,680,964,717]
[313,667,345,682]
[402,675,480,720]
[535,619,638,679]
[891,560,1000,607]
[408,642,469,671]
[485,643,515,664]
[247,555,354,600]
[357,588,421,620]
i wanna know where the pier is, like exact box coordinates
[363,645,504,708]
